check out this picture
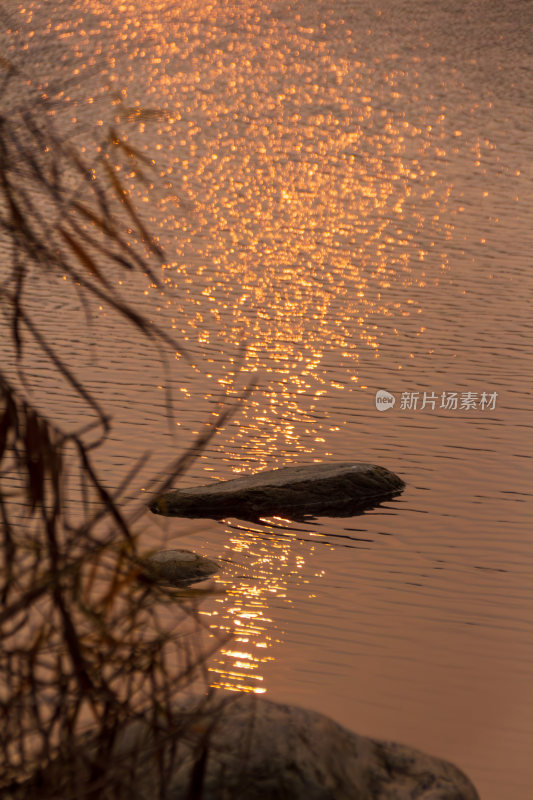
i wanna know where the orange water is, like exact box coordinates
[2,1,533,796]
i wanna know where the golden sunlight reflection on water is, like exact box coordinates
[205,517,326,694]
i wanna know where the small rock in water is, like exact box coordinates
[149,462,405,521]
[139,549,220,587]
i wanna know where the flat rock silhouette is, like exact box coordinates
[149,462,405,521]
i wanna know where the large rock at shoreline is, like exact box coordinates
[11,692,478,799]
[149,462,405,521]
[167,692,479,799]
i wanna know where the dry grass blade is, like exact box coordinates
[133,377,257,515]
[70,200,118,239]
[0,54,16,73]
[22,406,45,513]
[0,288,110,432]
[121,106,168,123]
[109,128,155,168]
[0,387,17,463]
[102,159,163,257]
[58,227,115,290]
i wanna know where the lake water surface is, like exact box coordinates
[2,1,533,797]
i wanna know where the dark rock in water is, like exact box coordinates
[137,549,220,587]
[149,462,405,521]
[13,691,479,799]
[164,692,479,800]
